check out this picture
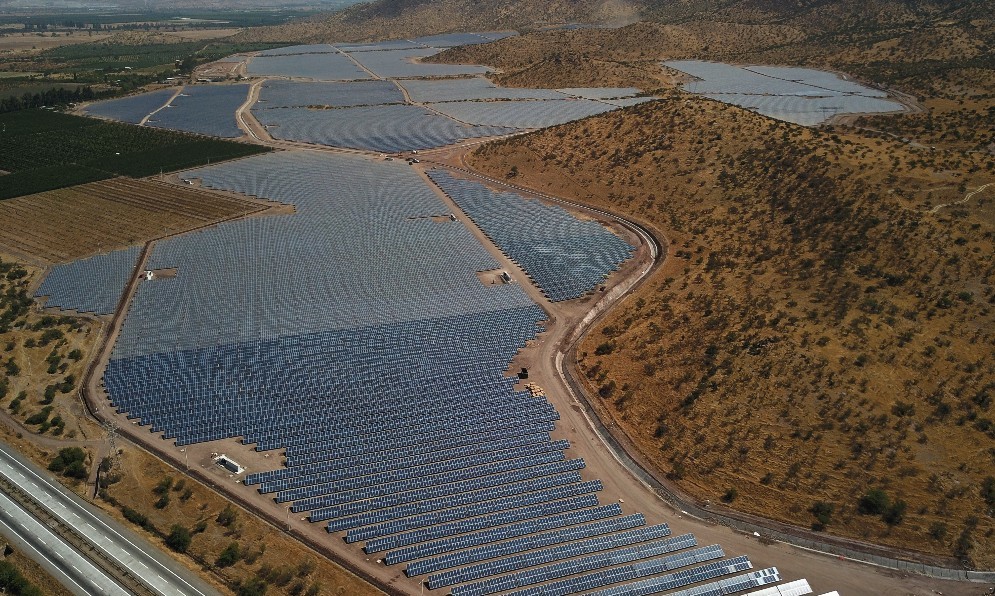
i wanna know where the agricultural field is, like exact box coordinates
[0,110,269,199]
[0,177,268,264]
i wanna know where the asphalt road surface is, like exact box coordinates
[0,489,131,596]
[0,442,219,596]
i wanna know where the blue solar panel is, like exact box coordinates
[35,246,142,315]
[429,170,636,301]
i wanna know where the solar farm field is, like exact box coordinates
[0,177,265,263]
[0,110,269,200]
[665,60,904,125]
[30,37,879,596]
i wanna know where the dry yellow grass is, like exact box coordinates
[0,178,265,265]
[0,255,102,442]
[0,545,74,596]
[99,447,382,596]
[469,97,995,569]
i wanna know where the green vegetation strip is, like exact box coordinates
[0,110,270,200]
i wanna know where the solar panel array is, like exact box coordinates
[665,60,904,125]
[82,88,174,124]
[258,44,339,56]
[71,37,835,596]
[246,52,373,80]
[591,567,783,596]
[429,170,635,301]
[428,99,616,129]
[700,93,902,127]
[399,78,568,103]
[743,66,888,97]
[457,545,729,596]
[410,32,511,47]
[336,40,429,53]
[255,80,404,108]
[744,578,813,596]
[557,88,640,100]
[350,48,490,79]
[35,246,142,315]
[148,84,248,138]
[254,105,515,153]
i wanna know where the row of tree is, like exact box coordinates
[0,86,109,115]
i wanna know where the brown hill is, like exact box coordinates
[468,97,995,569]
[234,0,642,43]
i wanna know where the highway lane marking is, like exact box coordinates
[0,448,211,596]
[0,509,94,596]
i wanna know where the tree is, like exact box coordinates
[809,501,835,531]
[982,476,995,510]
[165,525,191,553]
[882,499,907,526]
[857,488,890,515]
[217,504,238,527]
[216,542,241,568]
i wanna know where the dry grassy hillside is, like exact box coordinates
[429,21,804,88]
[235,0,642,44]
[469,97,995,569]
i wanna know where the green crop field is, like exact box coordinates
[0,110,270,199]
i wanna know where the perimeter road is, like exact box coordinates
[0,443,220,596]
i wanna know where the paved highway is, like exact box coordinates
[0,443,219,596]
[0,489,130,596]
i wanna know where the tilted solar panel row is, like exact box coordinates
[406,513,647,576]
[588,566,780,596]
[492,554,751,596]
[442,536,708,595]
[288,450,570,509]
[344,476,594,542]
[329,479,602,532]
[425,524,678,586]
[283,419,556,468]
[352,492,599,548]
[313,470,583,524]
[379,503,624,561]
[247,428,552,486]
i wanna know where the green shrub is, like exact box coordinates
[882,499,907,526]
[809,501,835,531]
[165,525,191,553]
[47,446,86,476]
[122,507,150,529]
[0,559,44,596]
[594,341,616,356]
[217,503,238,527]
[857,488,890,515]
[981,477,995,509]
[216,542,241,568]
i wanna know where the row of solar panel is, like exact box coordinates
[426,524,680,587]
[495,554,751,596]
[448,537,714,596]
[329,479,602,533]
[246,425,552,485]
[429,170,634,301]
[587,567,782,596]
[361,493,599,553]
[266,440,568,497]
[315,470,584,525]
[405,514,649,576]
[35,246,142,316]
